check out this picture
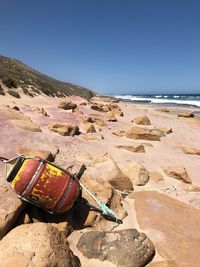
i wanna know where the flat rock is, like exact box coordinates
[125,127,163,141]
[0,223,81,267]
[134,191,200,267]
[116,144,145,153]
[48,123,79,136]
[0,108,42,132]
[77,229,155,267]
[181,146,200,156]
[133,115,151,125]
[0,179,24,239]
[162,165,192,184]
[149,171,164,182]
[121,162,149,186]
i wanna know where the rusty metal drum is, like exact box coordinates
[6,156,80,213]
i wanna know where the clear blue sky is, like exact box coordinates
[0,0,200,94]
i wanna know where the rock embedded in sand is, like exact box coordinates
[121,162,149,186]
[156,108,170,113]
[162,165,192,184]
[112,130,125,137]
[84,123,96,133]
[12,106,20,111]
[0,180,24,239]
[125,126,163,141]
[35,107,49,117]
[107,111,118,122]
[134,191,200,267]
[158,127,173,134]
[77,229,155,267]
[178,112,194,118]
[12,119,42,132]
[58,101,77,110]
[17,147,58,161]
[181,146,200,156]
[0,223,81,267]
[133,115,151,125]
[88,154,133,191]
[48,123,79,136]
[116,144,145,153]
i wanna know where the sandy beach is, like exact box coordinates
[0,93,200,267]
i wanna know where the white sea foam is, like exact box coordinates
[113,95,200,108]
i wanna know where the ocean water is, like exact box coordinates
[113,94,200,108]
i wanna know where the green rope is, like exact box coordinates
[80,182,122,224]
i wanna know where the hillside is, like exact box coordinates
[0,55,95,99]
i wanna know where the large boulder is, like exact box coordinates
[121,162,149,186]
[162,165,192,184]
[133,115,151,125]
[133,191,200,267]
[77,229,155,267]
[88,154,133,191]
[74,174,127,230]
[0,223,81,267]
[125,126,164,141]
[58,101,77,110]
[48,123,79,136]
[0,179,24,239]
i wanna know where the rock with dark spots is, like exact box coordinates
[162,165,192,184]
[0,223,81,267]
[133,115,151,125]
[48,123,79,136]
[125,127,163,141]
[0,179,24,239]
[77,229,155,267]
[58,101,77,110]
[116,144,145,153]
